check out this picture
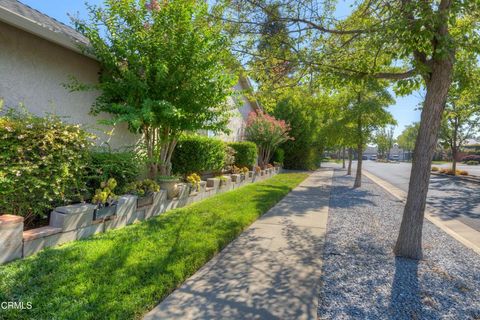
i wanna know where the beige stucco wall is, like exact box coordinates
[215,83,256,142]
[0,21,139,149]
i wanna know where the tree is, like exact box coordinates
[375,126,396,160]
[245,111,292,168]
[439,53,480,173]
[74,0,235,178]
[339,82,395,188]
[222,0,480,259]
[273,90,328,170]
[397,123,419,161]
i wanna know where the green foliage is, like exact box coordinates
[171,135,225,175]
[0,173,306,320]
[466,160,479,166]
[397,123,419,152]
[245,111,292,167]
[0,110,92,225]
[228,141,258,168]
[272,148,285,164]
[125,179,160,197]
[274,93,325,170]
[186,173,202,191]
[74,0,236,177]
[92,178,118,207]
[374,126,396,159]
[86,149,140,195]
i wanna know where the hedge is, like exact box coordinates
[0,111,92,226]
[85,149,140,195]
[172,135,225,175]
[228,141,258,168]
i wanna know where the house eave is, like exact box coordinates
[0,5,86,56]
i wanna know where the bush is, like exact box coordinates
[85,149,140,195]
[459,170,469,176]
[462,155,480,162]
[228,141,258,168]
[272,148,285,165]
[0,111,92,225]
[431,166,439,172]
[466,160,479,165]
[172,135,225,175]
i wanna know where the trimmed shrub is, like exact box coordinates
[466,160,479,165]
[228,141,258,168]
[0,111,92,225]
[172,135,225,175]
[459,170,469,176]
[431,166,439,172]
[85,149,140,195]
[272,148,285,165]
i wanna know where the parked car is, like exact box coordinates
[362,155,368,160]
[390,155,399,161]
[370,155,377,161]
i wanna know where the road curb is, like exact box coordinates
[362,169,480,255]
[431,171,480,184]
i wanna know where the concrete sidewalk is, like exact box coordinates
[144,169,333,320]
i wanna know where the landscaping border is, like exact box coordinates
[0,167,281,265]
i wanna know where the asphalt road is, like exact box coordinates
[361,161,480,232]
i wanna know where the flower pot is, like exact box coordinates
[94,204,117,220]
[137,193,154,208]
[159,179,179,199]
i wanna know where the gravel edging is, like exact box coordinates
[318,170,480,320]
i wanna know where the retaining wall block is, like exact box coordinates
[0,215,24,264]
[50,203,97,231]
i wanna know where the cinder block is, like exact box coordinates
[230,174,241,182]
[50,203,96,231]
[145,191,168,219]
[117,195,137,218]
[0,215,24,264]
[104,215,127,231]
[22,226,62,257]
[76,222,104,239]
[177,184,190,200]
[207,178,220,189]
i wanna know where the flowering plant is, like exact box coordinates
[186,173,201,191]
[245,111,292,168]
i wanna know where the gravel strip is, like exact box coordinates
[318,170,480,320]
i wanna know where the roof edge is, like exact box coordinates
[0,5,86,56]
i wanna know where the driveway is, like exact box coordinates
[361,161,480,232]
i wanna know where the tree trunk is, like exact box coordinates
[347,148,353,175]
[354,143,363,188]
[394,57,453,260]
[342,147,346,169]
[452,147,457,173]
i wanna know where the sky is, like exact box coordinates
[19,0,421,137]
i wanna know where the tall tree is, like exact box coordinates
[375,126,396,160]
[74,0,235,178]
[397,123,420,161]
[221,0,480,259]
[439,53,480,173]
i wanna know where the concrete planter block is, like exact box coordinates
[260,170,266,176]
[0,215,24,264]
[177,183,190,200]
[50,203,96,232]
[76,222,104,240]
[126,210,145,225]
[22,226,63,257]
[145,190,168,219]
[231,174,241,183]
[104,215,127,231]
[207,178,220,189]
[117,195,137,218]
[248,171,254,178]
[199,181,207,193]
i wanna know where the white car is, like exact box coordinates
[370,155,377,161]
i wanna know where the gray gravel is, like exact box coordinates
[318,170,480,319]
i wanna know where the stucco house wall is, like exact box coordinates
[0,20,139,149]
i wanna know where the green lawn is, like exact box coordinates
[0,173,307,320]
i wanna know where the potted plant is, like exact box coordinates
[125,179,160,208]
[186,173,201,193]
[92,178,118,220]
[158,175,181,199]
